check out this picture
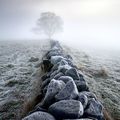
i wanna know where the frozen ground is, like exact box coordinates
[62,44,120,120]
[0,40,120,120]
[0,40,50,119]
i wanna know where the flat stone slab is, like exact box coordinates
[49,100,84,119]
[22,111,56,120]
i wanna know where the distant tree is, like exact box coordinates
[34,12,63,39]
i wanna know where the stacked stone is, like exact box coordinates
[22,41,105,120]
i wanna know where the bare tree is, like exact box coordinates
[34,12,63,39]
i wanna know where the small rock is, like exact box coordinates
[47,51,63,59]
[58,64,72,74]
[29,57,39,62]
[59,60,68,66]
[51,63,59,71]
[48,100,84,119]
[28,107,47,115]
[65,54,73,61]
[50,70,59,79]
[42,59,53,72]
[63,118,93,120]
[42,79,65,108]
[65,68,80,80]
[77,93,88,109]
[55,80,78,101]
[58,76,73,83]
[84,98,104,120]
[51,56,64,65]
[80,91,97,100]
[6,64,14,68]
[78,73,85,82]
[74,80,89,92]
[53,72,64,79]
[22,111,56,120]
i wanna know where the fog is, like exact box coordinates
[0,0,120,50]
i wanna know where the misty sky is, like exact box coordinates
[0,0,120,50]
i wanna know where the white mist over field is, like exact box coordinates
[0,0,120,50]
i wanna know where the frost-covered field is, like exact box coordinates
[0,40,50,119]
[62,44,120,120]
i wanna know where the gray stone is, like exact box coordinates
[51,63,59,71]
[50,70,59,79]
[47,52,63,59]
[58,76,73,83]
[80,91,97,100]
[48,100,84,119]
[58,64,72,74]
[22,111,56,120]
[55,80,78,101]
[84,98,104,120]
[59,59,68,66]
[78,93,88,109]
[65,54,73,61]
[51,56,64,65]
[78,73,85,81]
[74,80,89,92]
[65,68,80,80]
[28,107,47,115]
[42,79,65,107]
[53,72,64,79]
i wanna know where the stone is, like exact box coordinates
[58,64,72,74]
[74,80,89,92]
[65,68,80,80]
[29,57,39,62]
[65,54,73,61]
[48,100,84,119]
[80,91,97,100]
[84,98,104,120]
[53,72,64,79]
[51,63,59,71]
[47,51,63,59]
[42,85,48,95]
[59,59,68,66]
[41,78,51,90]
[58,76,73,83]
[78,72,85,81]
[55,80,78,101]
[77,93,88,109]
[28,107,47,115]
[51,56,64,65]
[42,59,53,72]
[41,79,65,108]
[22,111,56,120]
[50,70,59,79]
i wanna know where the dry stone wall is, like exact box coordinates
[22,41,105,120]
